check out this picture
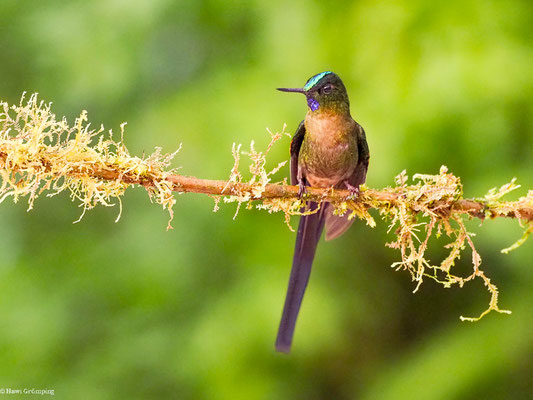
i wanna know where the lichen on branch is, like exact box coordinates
[1,94,532,322]
[0,93,179,227]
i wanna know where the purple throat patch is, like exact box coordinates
[307,97,319,111]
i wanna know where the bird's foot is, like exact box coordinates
[298,181,308,198]
[343,181,360,199]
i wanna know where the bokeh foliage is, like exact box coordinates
[0,1,532,399]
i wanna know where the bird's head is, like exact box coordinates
[277,71,350,113]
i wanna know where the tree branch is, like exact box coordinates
[163,174,533,221]
[1,147,532,222]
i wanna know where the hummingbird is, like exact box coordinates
[275,71,369,353]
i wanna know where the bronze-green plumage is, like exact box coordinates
[276,71,369,353]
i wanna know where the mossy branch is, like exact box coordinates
[2,94,532,322]
[165,175,533,221]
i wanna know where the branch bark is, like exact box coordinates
[76,163,532,222]
[165,175,533,221]
[2,149,532,222]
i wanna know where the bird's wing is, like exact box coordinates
[351,124,370,187]
[290,120,306,185]
[324,124,370,241]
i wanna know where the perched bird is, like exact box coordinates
[276,71,370,353]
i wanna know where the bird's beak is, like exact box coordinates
[277,87,306,94]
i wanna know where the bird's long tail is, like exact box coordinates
[276,201,326,353]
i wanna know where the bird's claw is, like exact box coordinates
[298,181,307,198]
[344,181,360,199]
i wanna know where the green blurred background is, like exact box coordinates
[1,1,532,399]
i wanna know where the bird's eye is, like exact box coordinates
[322,85,333,94]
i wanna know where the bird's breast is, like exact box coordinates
[300,113,358,188]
